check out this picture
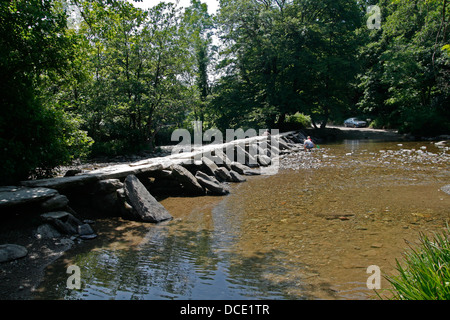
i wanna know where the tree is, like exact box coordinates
[0,0,92,184]
[183,0,215,125]
[357,0,450,135]
[72,0,194,153]
[212,0,363,130]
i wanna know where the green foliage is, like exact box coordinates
[213,0,364,130]
[385,226,450,300]
[70,0,198,155]
[0,0,93,183]
[357,0,450,136]
[281,113,311,131]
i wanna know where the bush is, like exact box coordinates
[385,226,450,300]
[0,97,93,184]
[280,113,311,131]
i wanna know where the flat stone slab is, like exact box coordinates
[0,186,58,208]
[0,244,28,263]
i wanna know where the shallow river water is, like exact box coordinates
[34,139,450,300]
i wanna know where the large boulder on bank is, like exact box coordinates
[170,164,205,195]
[0,244,28,263]
[195,171,229,195]
[123,175,173,223]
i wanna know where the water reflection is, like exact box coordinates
[34,140,450,300]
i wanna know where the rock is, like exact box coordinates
[92,191,120,215]
[0,186,58,208]
[41,212,78,235]
[40,211,89,236]
[243,169,261,176]
[230,161,250,175]
[93,179,123,194]
[212,150,233,170]
[201,156,220,177]
[229,170,246,182]
[195,171,229,195]
[235,145,258,167]
[0,244,28,263]
[77,223,97,239]
[40,194,69,211]
[64,169,82,177]
[170,164,205,195]
[35,223,62,239]
[215,167,233,182]
[41,211,71,221]
[123,174,173,223]
[256,155,271,166]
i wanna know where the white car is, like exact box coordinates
[344,118,367,128]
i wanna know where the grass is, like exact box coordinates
[383,225,450,300]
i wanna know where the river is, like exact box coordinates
[33,139,450,300]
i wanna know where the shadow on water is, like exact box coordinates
[33,216,318,300]
[33,138,450,300]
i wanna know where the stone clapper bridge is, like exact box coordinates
[0,131,306,246]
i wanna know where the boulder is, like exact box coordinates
[235,145,258,167]
[256,155,271,166]
[230,162,250,175]
[93,179,123,194]
[40,211,97,238]
[201,156,220,177]
[40,194,69,211]
[123,174,173,223]
[215,167,233,182]
[40,211,78,235]
[64,169,82,177]
[0,244,28,263]
[195,171,229,195]
[35,223,62,239]
[229,170,246,182]
[243,169,261,176]
[77,223,97,239]
[170,164,205,195]
[212,150,233,170]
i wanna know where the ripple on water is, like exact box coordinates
[34,140,450,300]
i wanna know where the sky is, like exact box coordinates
[129,0,220,14]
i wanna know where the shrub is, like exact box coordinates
[280,113,312,131]
[385,226,450,300]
